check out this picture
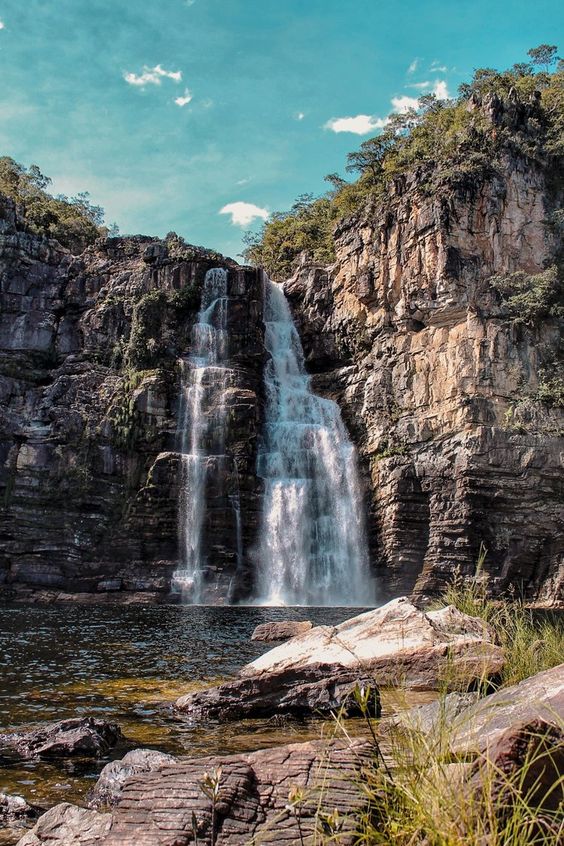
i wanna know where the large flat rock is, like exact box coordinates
[449,662,564,754]
[0,717,123,760]
[18,738,374,846]
[242,597,503,688]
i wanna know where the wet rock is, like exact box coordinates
[19,739,374,845]
[88,748,177,809]
[0,793,42,824]
[17,802,112,846]
[251,620,313,642]
[176,665,380,720]
[0,717,123,760]
[449,662,564,754]
[241,597,504,690]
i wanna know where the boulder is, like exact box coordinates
[19,738,374,845]
[0,717,123,760]
[449,662,564,755]
[176,665,380,720]
[88,748,177,809]
[245,598,502,688]
[0,792,42,824]
[251,620,313,642]
[465,718,564,815]
[17,803,112,846]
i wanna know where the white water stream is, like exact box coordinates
[253,278,374,606]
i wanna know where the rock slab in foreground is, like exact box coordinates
[176,665,380,720]
[242,598,502,684]
[251,620,313,642]
[0,717,123,760]
[88,748,177,809]
[18,739,374,846]
[449,661,564,754]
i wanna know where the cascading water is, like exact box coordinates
[172,267,242,602]
[254,277,375,606]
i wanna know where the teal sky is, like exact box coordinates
[0,0,562,259]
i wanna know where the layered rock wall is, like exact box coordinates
[286,151,563,602]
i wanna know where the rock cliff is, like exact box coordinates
[286,119,563,603]
[1,92,562,603]
[0,197,264,601]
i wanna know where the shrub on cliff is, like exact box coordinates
[245,46,563,281]
[0,156,115,253]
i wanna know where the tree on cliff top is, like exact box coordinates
[243,46,563,281]
[0,156,116,253]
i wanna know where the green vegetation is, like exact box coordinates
[244,46,564,280]
[443,548,564,688]
[491,266,563,326]
[0,156,117,253]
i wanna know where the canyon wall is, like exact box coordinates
[0,198,264,601]
[286,150,563,603]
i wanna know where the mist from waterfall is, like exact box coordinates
[172,267,242,602]
[254,277,374,606]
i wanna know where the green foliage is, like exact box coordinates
[491,265,563,325]
[245,48,564,281]
[0,156,115,253]
[126,290,170,369]
[535,371,564,407]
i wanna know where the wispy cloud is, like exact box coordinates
[0,20,5,30]
[405,79,450,99]
[407,80,431,90]
[220,201,269,226]
[295,111,305,121]
[407,58,419,74]
[174,88,193,107]
[324,114,387,135]
[124,64,182,87]
[430,61,448,73]
[236,178,250,186]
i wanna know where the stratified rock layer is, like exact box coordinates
[286,117,563,603]
[0,200,264,601]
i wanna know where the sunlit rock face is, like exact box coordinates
[285,134,563,602]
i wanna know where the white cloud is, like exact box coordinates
[174,88,193,107]
[220,202,269,227]
[295,111,305,121]
[407,58,419,75]
[324,114,387,135]
[430,61,448,72]
[433,79,449,99]
[0,20,5,30]
[408,80,432,90]
[391,94,419,113]
[236,178,250,186]
[124,64,182,87]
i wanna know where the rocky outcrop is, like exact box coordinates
[251,620,313,641]
[177,599,504,719]
[18,739,374,846]
[0,717,122,760]
[285,101,563,603]
[0,202,264,601]
[88,749,177,809]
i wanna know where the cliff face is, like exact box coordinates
[0,196,264,601]
[286,149,563,603]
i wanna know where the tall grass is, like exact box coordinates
[442,546,564,687]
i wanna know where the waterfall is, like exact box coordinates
[254,277,375,606]
[172,267,241,602]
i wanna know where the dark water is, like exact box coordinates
[1,602,433,831]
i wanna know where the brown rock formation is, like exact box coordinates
[285,134,563,602]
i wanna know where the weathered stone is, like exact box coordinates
[251,620,313,641]
[379,690,480,735]
[0,793,41,824]
[0,717,123,760]
[17,803,112,846]
[464,719,564,817]
[88,748,177,809]
[176,664,380,720]
[19,739,374,845]
[449,662,564,755]
[241,597,504,690]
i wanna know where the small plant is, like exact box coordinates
[200,766,222,846]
